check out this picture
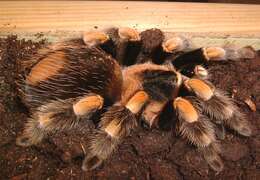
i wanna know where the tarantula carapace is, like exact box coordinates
[16,27,254,172]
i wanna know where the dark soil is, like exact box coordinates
[0,36,259,180]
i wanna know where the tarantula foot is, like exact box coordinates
[235,46,256,59]
[206,155,224,172]
[204,47,226,60]
[200,143,224,172]
[215,123,226,140]
[118,27,140,41]
[83,31,109,47]
[16,117,45,147]
[230,112,252,136]
[82,153,103,171]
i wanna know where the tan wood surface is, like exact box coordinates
[1,1,260,48]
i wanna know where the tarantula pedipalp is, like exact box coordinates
[16,27,254,172]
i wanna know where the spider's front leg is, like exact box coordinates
[82,91,149,171]
[83,27,141,66]
[16,94,104,147]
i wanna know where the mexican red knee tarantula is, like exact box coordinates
[16,27,254,172]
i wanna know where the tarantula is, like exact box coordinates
[16,27,254,172]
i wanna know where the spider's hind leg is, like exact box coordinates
[82,91,149,171]
[16,94,104,147]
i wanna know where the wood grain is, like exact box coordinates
[1,1,260,48]
[1,1,260,35]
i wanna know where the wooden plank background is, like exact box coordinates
[1,1,260,49]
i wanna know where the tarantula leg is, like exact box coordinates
[171,46,255,76]
[173,97,224,171]
[95,27,141,66]
[16,94,104,147]
[170,48,211,71]
[199,143,224,171]
[16,116,46,147]
[115,27,141,65]
[173,97,216,147]
[184,78,252,136]
[204,46,256,60]
[83,31,109,47]
[82,91,149,171]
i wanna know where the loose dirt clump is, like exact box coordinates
[0,36,259,180]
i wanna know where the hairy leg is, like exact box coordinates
[183,78,252,136]
[173,96,223,171]
[16,94,104,147]
[168,46,255,77]
[173,75,252,171]
[83,27,141,66]
[82,91,149,171]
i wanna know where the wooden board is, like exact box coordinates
[1,1,260,48]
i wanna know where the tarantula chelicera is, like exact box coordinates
[16,27,254,172]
